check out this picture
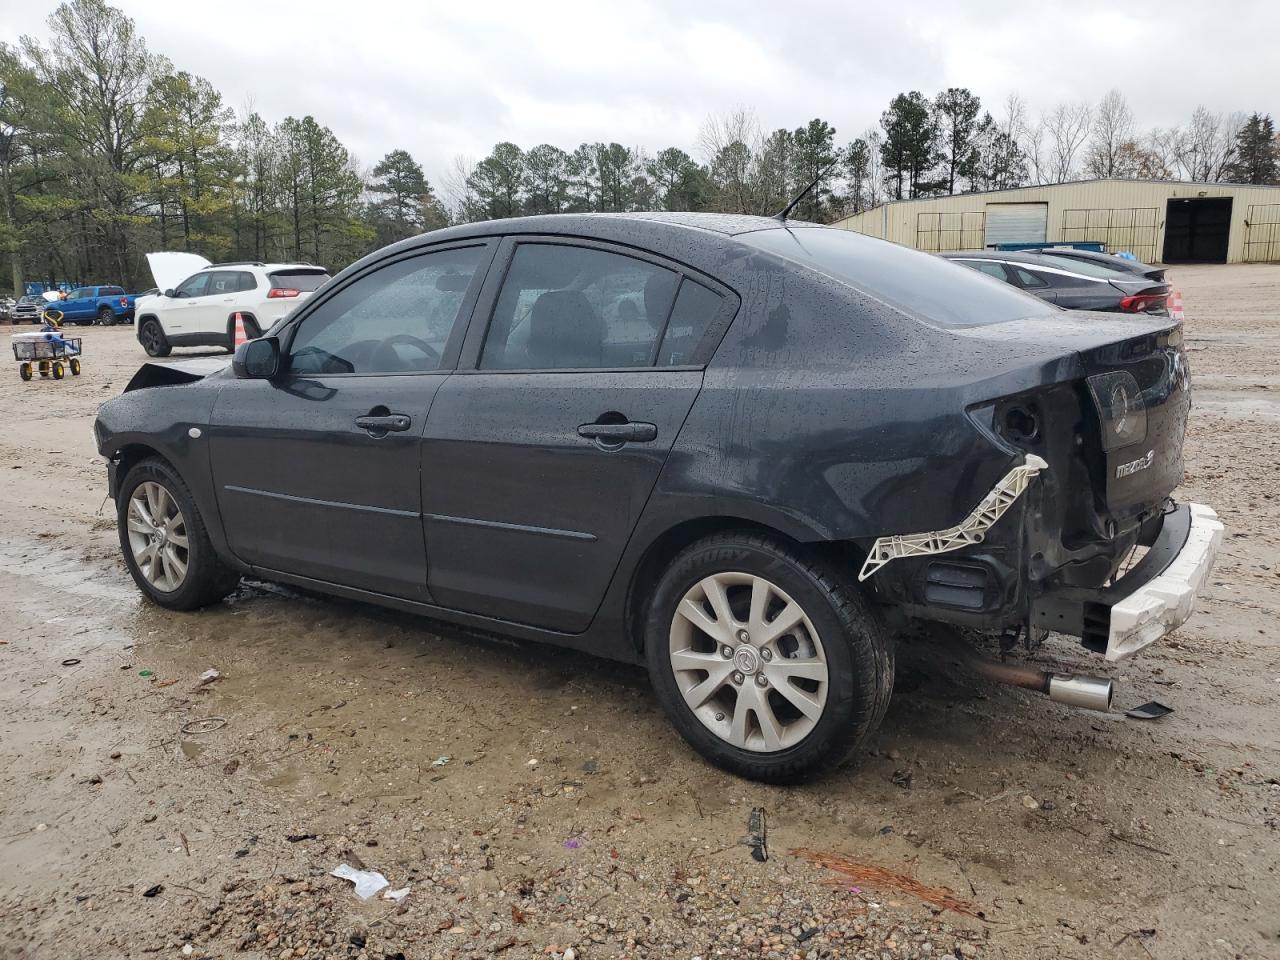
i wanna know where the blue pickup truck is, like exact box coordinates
[55,285,137,325]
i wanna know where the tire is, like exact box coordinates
[51,361,64,380]
[19,362,32,382]
[97,306,115,326]
[644,532,894,783]
[117,457,240,610]
[139,319,171,357]
[70,357,81,376]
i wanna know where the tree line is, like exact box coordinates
[2,0,1277,295]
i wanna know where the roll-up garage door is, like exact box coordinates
[984,203,1048,246]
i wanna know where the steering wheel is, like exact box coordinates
[371,333,441,371]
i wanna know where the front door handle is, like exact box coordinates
[355,413,412,434]
[577,421,658,443]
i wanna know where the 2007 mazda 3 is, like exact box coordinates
[95,213,1223,782]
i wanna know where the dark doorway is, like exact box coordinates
[1163,197,1232,263]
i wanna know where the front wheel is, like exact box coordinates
[117,458,241,610]
[18,362,32,381]
[139,319,171,357]
[69,357,82,376]
[645,532,893,783]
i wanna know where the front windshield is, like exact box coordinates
[742,227,1058,328]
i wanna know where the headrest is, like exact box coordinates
[529,290,602,368]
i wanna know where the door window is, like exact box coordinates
[234,272,258,292]
[175,273,210,298]
[206,271,241,296]
[287,246,485,376]
[479,244,680,370]
[964,260,1010,282]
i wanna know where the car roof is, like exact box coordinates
[201,262,326,272]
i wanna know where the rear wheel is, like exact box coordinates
[69,357,81,376]
[117,458,240,610]
[645,532,893,783]
[51,361,64,380]
[97,306,115,325]
[18,362,32,381]
[140,319,171,357]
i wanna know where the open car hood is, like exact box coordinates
[123,356,230,392]
[145,251,211,292]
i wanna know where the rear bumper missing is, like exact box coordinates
[1033,502,1223,660]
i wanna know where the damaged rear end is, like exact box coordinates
[865,313,1222,664]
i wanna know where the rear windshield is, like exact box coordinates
[1023,254,1131,279]
[270,270,330,292]
[742,228,1056,328]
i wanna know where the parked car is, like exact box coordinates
[1022,247,1166,282]
[11,295,46,324]
[54,285,137,325]
[95,214,1221,782]
[0,297,14,321]
[942,250,1172,316]
[135,253,331,357]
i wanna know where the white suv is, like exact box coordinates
[135,253,330,357]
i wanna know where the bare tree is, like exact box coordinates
[1174,106,1242,181]
[1021,116,1048,184]
[440,154,476,223]
[1084,89,1135,177]
[1042,101,1092,182]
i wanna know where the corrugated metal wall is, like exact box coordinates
[831,180,1280,263]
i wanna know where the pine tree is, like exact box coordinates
[1225,113,1279,184]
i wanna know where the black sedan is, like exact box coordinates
[942,250,1171,315]
[1021,247,1165,282]
[94,214,1221,782]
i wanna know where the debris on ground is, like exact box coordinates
[197,668,222,685]
[1126,700,1174,720]
[381,887,410,902]
[330,863,390,899]
[141,884,163,898]
[431,755,450,766]
[180,717,227,735]
[791,848,981,917]
[744,807,768,862]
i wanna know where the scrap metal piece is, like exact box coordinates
[1125,700,1173,720]
[859,455,1048,581]
[743,807,768,862]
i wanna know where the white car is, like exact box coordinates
[135,253,331,357]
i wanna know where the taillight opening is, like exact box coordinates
[268,288,301,299]
[1119,292,1168,313]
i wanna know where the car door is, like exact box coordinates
[61,287,93,322]
[421,238,736,633]
[195,270,241,336]
[208,241,496,598]
[164,272,211,335]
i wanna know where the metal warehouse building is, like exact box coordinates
[830,179,1280,264]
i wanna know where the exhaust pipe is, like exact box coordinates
[1046,674,1114,711]
[967,656,1114,712]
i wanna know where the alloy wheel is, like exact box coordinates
[126,481,190,592]
[668,572,829,752]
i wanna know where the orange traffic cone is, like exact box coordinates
[233,312,249,347]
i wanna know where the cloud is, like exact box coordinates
[5,0,1275,187]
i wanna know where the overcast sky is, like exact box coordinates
[5,0,1277,186]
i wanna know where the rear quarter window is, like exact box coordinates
[743,228,1057,328]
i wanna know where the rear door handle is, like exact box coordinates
[577,421,658,443]
[356,414,412,433]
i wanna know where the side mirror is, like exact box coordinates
[163,288,176,298]
[233,337,280,379]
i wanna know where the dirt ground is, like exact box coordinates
[0,265,1277,960]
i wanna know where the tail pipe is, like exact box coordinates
[969,657,1114,712]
